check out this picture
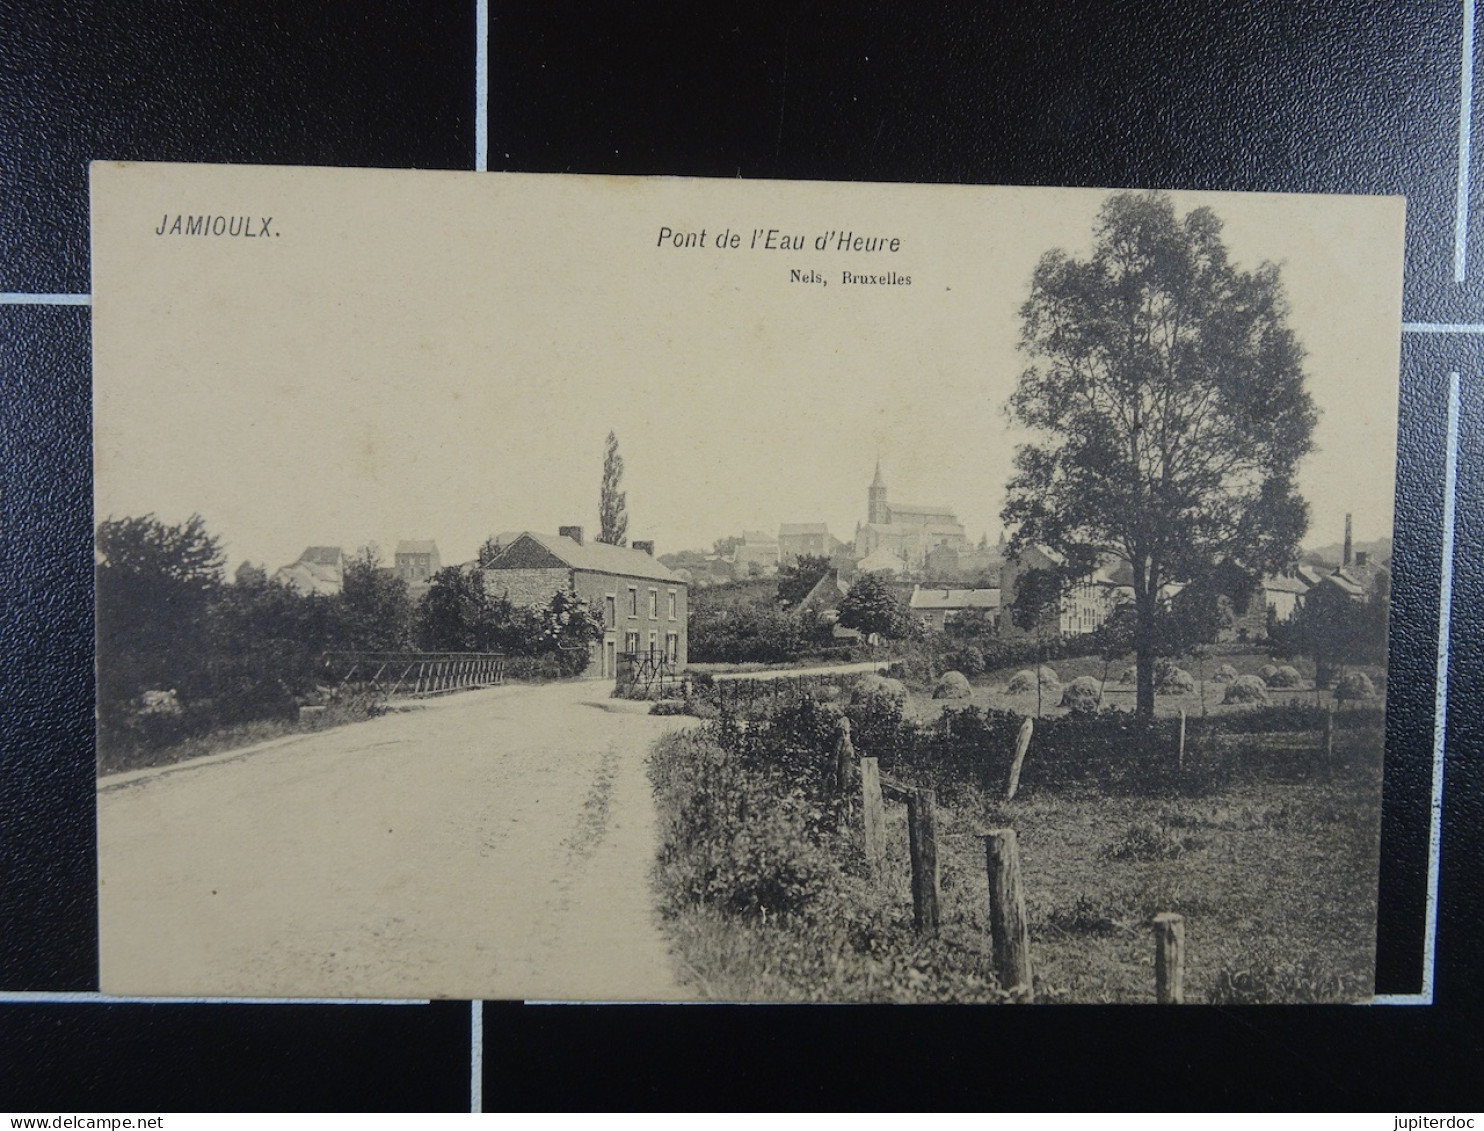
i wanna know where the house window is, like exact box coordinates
[604,594,616,628]
[628,586,638,617]
[666,632,679,662]
[648,629,658,655]
[649,588,659,618]
[624,631,640,654]
[668,589,677,620]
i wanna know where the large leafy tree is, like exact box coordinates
[338,545,415,652]
[416,565,507,652]
[96,513,226,704]
[1003,191,1316,717]
[777,554,832,608]
[837,572,917,640]
[598,430,628,546]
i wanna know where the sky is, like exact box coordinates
[93,165,1405,575]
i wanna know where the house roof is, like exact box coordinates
[779,523,829,536]
[795,569,849,611]
[909,587,1001,611]
[1262,573,1312,595]
[488,531,682,584]
[273,559,342,596]
[297,546,344,566]
[395,539,438,556]
[890,503,957,519]
[741,530,777,545]
[1316,569,1366,598]
[1293,564,1325,588]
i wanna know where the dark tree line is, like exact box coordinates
[97,514,603,751]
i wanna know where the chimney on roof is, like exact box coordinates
[1343,513,1353,568]
[632,539,655,556]
[559,525,584,546]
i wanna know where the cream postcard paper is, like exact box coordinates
[93,163,1402,1001]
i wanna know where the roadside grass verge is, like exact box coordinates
[96,693,393,777]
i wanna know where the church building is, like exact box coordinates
[852,461,968,573]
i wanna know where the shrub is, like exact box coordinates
[1267,664,1303,689]
[933,671,972,700]
[844,687,913,767]
[946,646,986,678]
[1224,674,1268,704]
[885,651,936,685]
[1334,671,1378,700]
[503,653,568,681]
[1099,821,1203,862]
[1156,666,1195,695]
[851,674,907,706]
[1212,663,1239,683]
[649,730,840,920]
[1207,960,1371,1004]
[650,699,689,716]
[1059,676,1102,713]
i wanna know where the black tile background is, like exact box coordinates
[3,0,1481,1110]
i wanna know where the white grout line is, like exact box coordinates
[471,1000,484,1112]
[1403,322,1484,333]
[1458,0,1477,282]
[476,0,489,171]
[0,991,428,1006]
[0,292,91,305]
[1419,370,1460,1005]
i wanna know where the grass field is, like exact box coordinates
[649,669,1385,1004]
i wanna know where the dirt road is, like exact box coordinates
[98,681,693,1001]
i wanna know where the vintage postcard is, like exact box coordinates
[92,163,1404,1002]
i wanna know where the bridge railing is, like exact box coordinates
[321,651,506,698]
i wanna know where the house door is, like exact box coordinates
[605,638,616,677]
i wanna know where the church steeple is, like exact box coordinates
[868,460,889,525]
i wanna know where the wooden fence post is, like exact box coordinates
[1177,708,1187,773]
[1323,703,1334,764]
[984,829,1033,999]
[1005,717,1034,801]
[860,756,886,877]
[906,788,941,936]
[1153,912,1185,1004]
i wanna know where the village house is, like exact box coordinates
[908,586,1001,632]
[731,529,781,575]
[777,522,842,565]
[394,540,441,585]
[481,526,687,678]
[272,545,345,597]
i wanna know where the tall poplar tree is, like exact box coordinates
[598,430,629,546]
